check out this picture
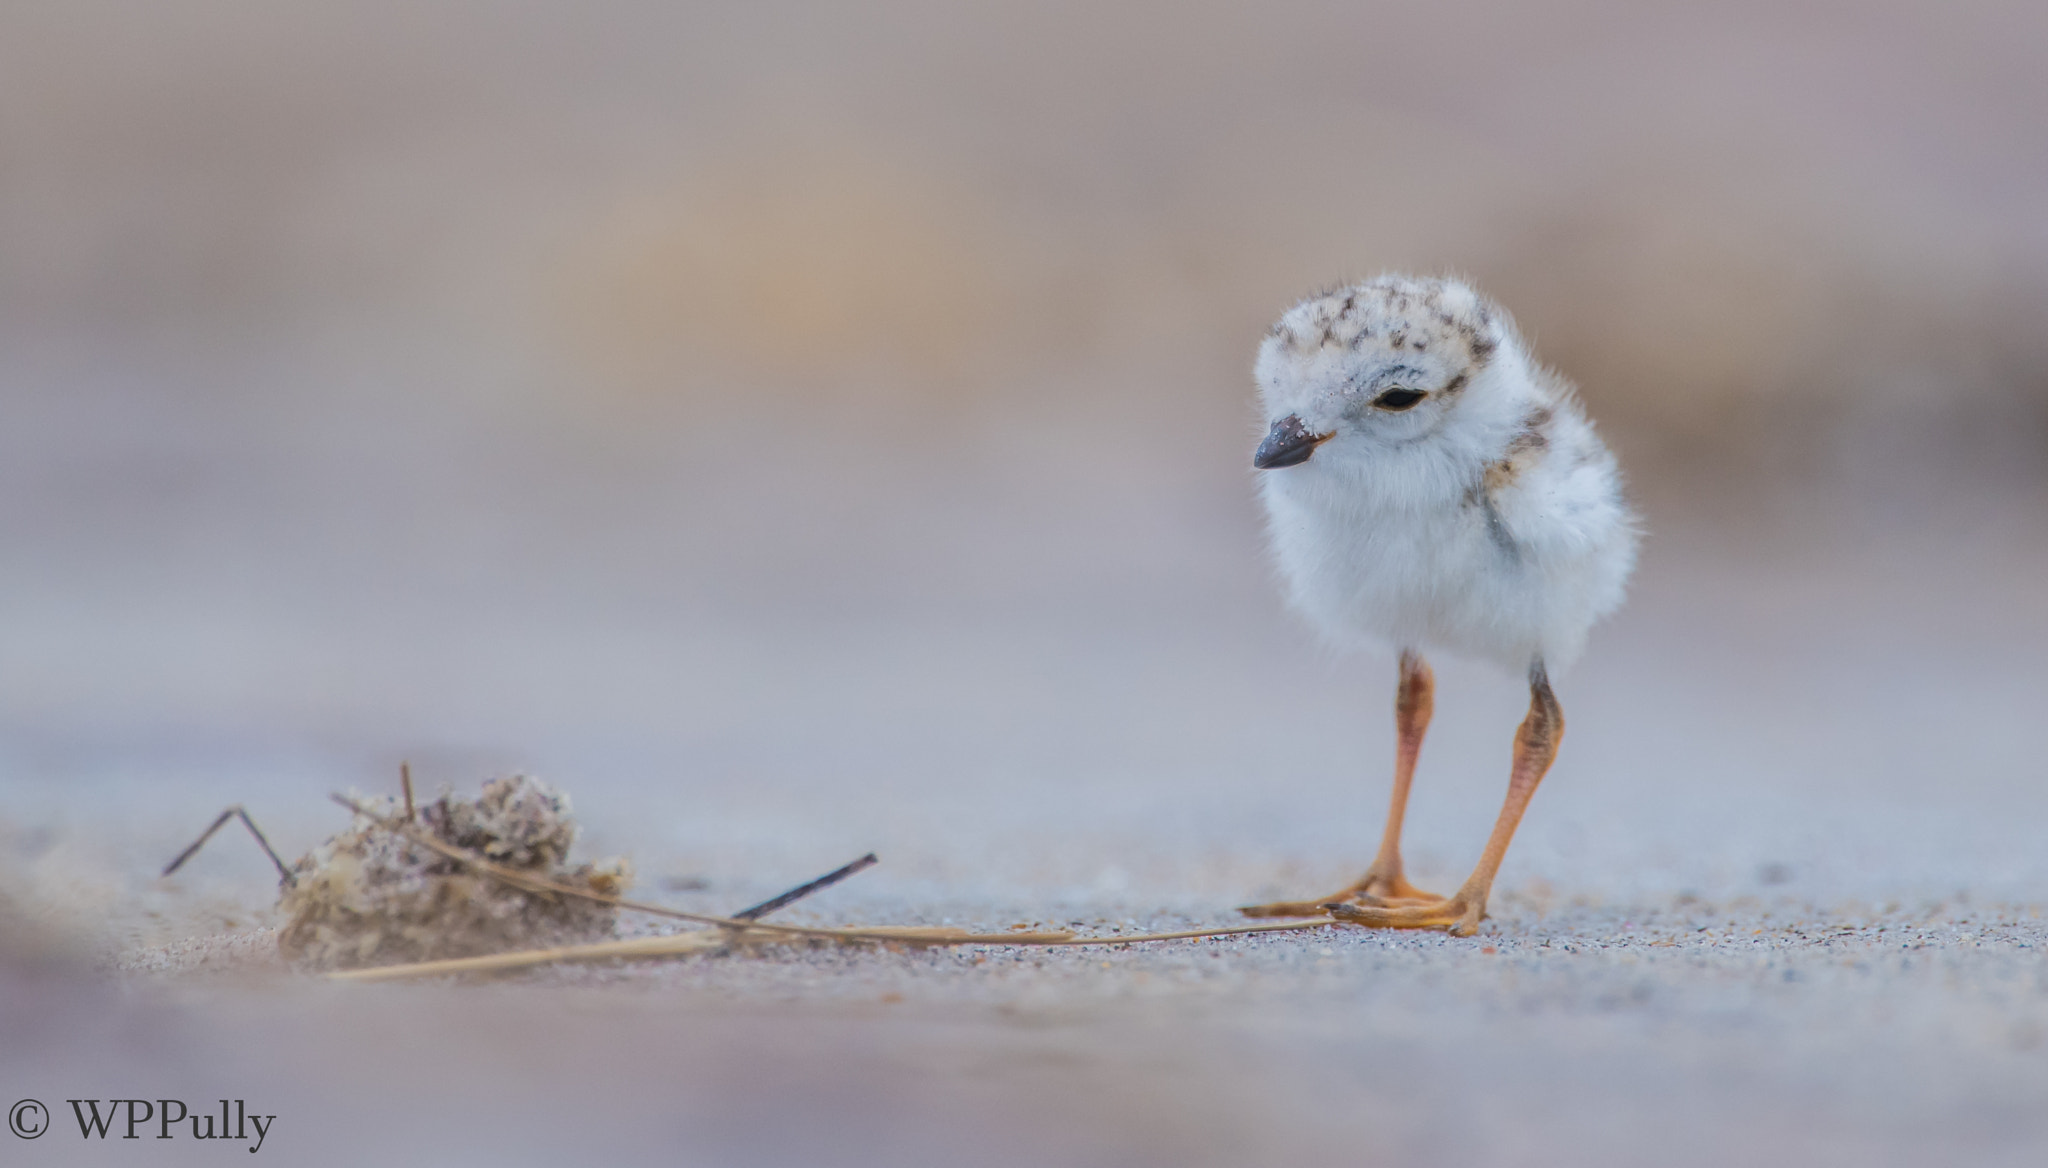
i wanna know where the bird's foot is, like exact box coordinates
[1324,895,1486,936]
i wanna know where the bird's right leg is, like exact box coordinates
[1241,650,1444,917]
[1345,649,1442,903]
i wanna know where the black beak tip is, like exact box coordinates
[1252,443,1314,470]
[1253,415,1326,469]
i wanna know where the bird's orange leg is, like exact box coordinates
[1241,651,1445,917]
[1323,663,1563,936]
[1357,649,1442,902]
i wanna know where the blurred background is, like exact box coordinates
[4,0,2047,924]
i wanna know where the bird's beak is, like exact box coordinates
[1253,414,1331,469]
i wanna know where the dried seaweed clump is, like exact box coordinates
[277,776,630,971]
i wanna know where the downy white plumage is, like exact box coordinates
[1242,274,1637,935]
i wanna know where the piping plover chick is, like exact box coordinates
[1240,275,1637,936]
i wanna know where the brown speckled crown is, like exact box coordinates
[1267,276,1503,382]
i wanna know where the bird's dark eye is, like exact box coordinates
[1372,388,1426,411]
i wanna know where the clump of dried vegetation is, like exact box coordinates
[275,775,630,971]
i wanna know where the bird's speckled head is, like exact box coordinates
[1252,275,1512,469]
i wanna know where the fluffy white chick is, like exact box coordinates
[1241,274,1637,935]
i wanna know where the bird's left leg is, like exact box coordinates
[1346,649,1442,904]
[1241,650,1444,918]
[1324,661,1563,936]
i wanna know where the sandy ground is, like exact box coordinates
[8,890,2048,1166]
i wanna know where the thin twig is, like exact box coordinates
[161,806,297,887]
[400,762,416,822]
[327,918,1335,981]
[318,794,1338,982]
[731,853,878,921]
